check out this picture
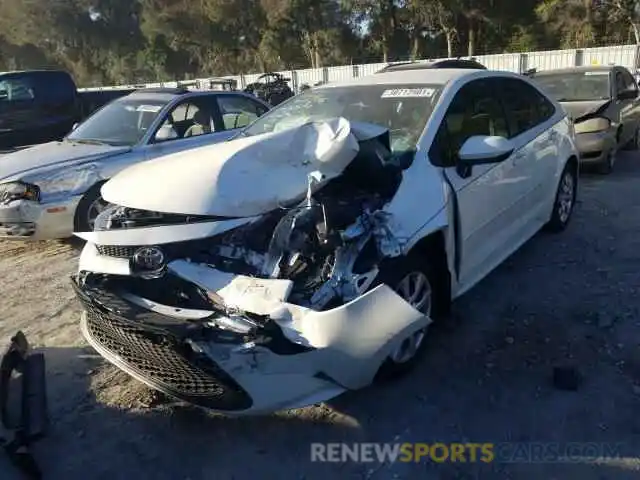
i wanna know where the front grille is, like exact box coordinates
[96,245,138,258]
[83,304,253,411]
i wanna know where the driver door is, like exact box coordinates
[143,96,231,161]
[434,78,528,289]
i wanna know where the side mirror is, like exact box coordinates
[457,135,513,178]
[617,89,638,100]
[153,124,178,143]
[458,135,514,165]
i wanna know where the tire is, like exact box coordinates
[623,126,639,151]
[74,182,109,233]
[597,148,615,175]
[372,250,450,381]
[545,163,577,233]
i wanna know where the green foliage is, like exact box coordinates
[0,0,636,86]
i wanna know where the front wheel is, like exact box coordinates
[74,183,110,233]
[373,252,449,381]
[545,164,577,233]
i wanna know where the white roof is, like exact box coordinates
[318,68,524,89]
[318,68,479,89]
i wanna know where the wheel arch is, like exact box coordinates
[73,179,109,232]
[405,229,452,315]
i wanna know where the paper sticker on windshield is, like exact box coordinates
[381,88,435,98]
[136,105,162,112]
[584,71,609,76]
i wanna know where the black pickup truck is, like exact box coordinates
[0,69,134,152]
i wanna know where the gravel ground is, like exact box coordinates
[2,154,640,479]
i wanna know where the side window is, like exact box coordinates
[154,98,217,142]
[431,79,509,167]
[621,69,637,91]
[0,77,35,102]
[217,95,268,130]
[615,72,627,95]
[499,78,554,136]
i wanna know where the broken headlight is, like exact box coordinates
[574,116,611,134]
[0,181,40,204]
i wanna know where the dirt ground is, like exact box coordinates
[2,154,640,479]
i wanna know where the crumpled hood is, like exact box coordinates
[0,140,131,182]
[560,100,611,122]
[102,117,384,217]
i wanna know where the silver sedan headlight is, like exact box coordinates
[574,116,611,134]
[0,181,40,203]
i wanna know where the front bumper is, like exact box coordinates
[72,265,429,414]
[0,196,81,240]
[575,130,616,165]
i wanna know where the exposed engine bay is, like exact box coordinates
[91,122,406,313]
[73,118,433,414]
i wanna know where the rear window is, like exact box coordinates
[0,75,35,101]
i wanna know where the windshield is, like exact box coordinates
[239,84,442,153]
[67,98,168,146]
[532,71,611,102]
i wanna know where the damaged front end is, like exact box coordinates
[72,118,431,414]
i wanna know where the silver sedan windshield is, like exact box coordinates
[67,99,168,146]
[532,71,611,102]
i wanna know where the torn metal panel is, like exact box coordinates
[168,260,293,316]
[217,285,430,391]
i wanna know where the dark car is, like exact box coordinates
[243,72,294,106]
[377,58,487,73]
[0,69,132,152]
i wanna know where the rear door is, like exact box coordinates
[143,95,230,160]
[214,94,270,132]
[497,77,558,217]
[32,71,79,140]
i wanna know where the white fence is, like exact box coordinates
[79,44,640,93]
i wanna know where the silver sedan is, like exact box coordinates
[531,65,640,174]
[0,88,270,239]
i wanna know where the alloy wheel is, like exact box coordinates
[557,171,575,224]
[389,271,432,364]
[87,197,110,230]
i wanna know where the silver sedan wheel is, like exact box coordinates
[87,197,110,230]
[557,170,575,224]
[389,271,432,364]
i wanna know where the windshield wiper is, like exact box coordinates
[69,138,110,146]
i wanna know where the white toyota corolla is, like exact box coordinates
[72,68,579,415]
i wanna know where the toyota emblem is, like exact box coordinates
[132,246,166,272]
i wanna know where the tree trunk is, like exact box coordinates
[314,47,322,69]
[632,23,640,44]
[446,31,454,57]
[468,18,476,57]
[412,34,420,60]
[382,32,389,63]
